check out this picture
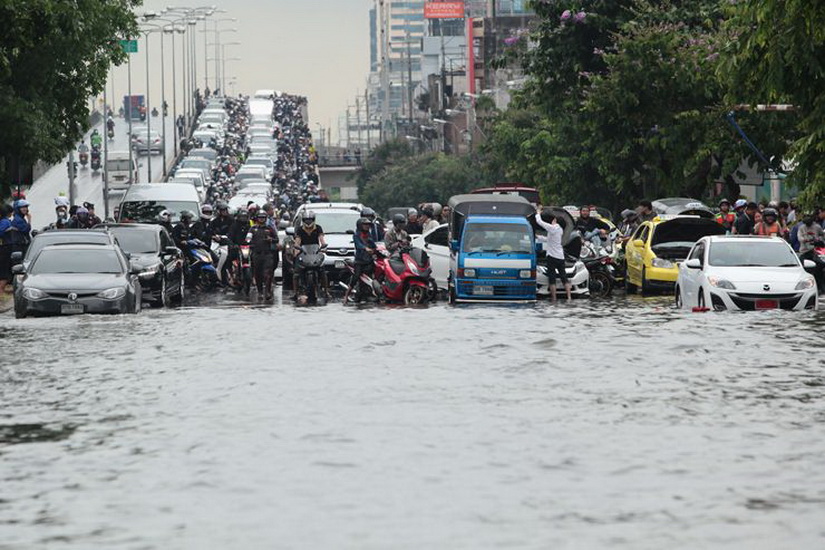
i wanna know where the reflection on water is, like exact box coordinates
[1,295,824,549]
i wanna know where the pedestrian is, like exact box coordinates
[733,202,757,235]
[0,203,13,295]
[534,205,571,302]
[419,206,439,234]
[715,199,736,233]
[9,199,32,257]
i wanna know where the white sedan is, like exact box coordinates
[676,235,818,311]
[410,224,590,297]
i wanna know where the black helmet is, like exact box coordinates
[216,201,229,211]
[237,209,249,219]
[255,210,268,220]
[302,210,316,225]
[420,205,434,218]
[361,207,376,219]
[392,213,406,226]
[357,217,372,232]
[763,207,778,220]
[180,210,194,222]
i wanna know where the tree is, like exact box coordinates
[722,0,825,204]
[361,153,493,215]
[0,0,140,196]
[352,139,416,197]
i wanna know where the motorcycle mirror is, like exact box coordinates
[11,264,24,275]
[803,259,817,270]
[285,227,295,236]
[11,251,23,262]
[164,246,179,256]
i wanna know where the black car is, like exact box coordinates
[97,224,184,307]
[14,229,117,272]
[13,244,142,318]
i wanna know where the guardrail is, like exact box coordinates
[318,155,362,168]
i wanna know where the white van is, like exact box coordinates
[105,151,139,192]
[118,183,201,224]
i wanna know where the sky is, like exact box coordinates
[107,0,374,144]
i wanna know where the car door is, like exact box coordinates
[681,241,705,305]
[626,223,649,286]
[421,225,450,289]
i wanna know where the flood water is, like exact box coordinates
[1,295,824,549]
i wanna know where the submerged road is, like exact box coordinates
[1,293,824,548]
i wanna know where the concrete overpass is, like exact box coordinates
[317,155,361,201]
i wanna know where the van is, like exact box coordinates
[117,183,201,224]
[105,151,139,192]
[447,194,537,303]
[171,170,208,201]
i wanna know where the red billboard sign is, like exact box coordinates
[425,1,465,19]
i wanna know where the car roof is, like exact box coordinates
[40,243,120,252]
[95,223,161,233]
[705,235,786,242]
[121,183,200,201]
[299,202,362,211]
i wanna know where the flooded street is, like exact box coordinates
[1,296,824,549]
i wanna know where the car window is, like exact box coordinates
[425,226,448,247]
[689,242,704,262]
[31,249,124,274]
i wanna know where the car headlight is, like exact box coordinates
[651,258,674,269]
[519,270,533,279]
[796,277,816,290]
[463,268,476,278]
[98,287,126,300]
[23,288,47,300]
[708,276,736,290]
[139,265,160,279]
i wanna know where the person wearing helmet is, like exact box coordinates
[229,208,250,247]
[90,129,103,149]
[292,210,327,294]
[733,201,758,235]
[0,203,13,294]
[210,202,233,238]
[715,199,735,233]
[344,217,378,303]
[172,210,197,252]
[754,207,784,237]
[9,200,32,256]
[83,202,102,226]
[67,206,93,229]
[246,210,279,300]
[406,209,423,235]
[361,207,385,241]
[384,213,410,254]
[157,210,174,233]
[247,203,260,227]
[192,204,214,244]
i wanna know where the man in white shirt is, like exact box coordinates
[534,205,572,302]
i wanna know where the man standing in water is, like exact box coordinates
[534,205,571,302]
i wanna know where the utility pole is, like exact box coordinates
[407,36,414,134]
[346,107,352,150]
[103,68,110,218]
[356,95,363,149]
[365,89,372,150]
[379,0,390,142]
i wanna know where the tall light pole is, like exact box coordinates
[206,27,237,92]
[164,7,216,123]
[221,43,241,93]
[161,21,186,158]
[210,17,235,92]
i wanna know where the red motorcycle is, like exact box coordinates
[344,246,434,305]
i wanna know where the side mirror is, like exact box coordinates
[285,227,295,236]
[11,264,24,274]
[632,239,645,248]
[129,263,141,275]
[165,246,180,256]
[10,251,23,262]
[450,240,460,253]
[803,259,816,269]
[685,258,702,269]
[31,230,39,238]
[122,251,131,260]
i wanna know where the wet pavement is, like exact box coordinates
[1,292,824,549]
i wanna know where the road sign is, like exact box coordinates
[120,39,138,54]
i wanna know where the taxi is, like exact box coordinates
[624,215,725,293]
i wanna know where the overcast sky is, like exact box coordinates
[107,0,374,143]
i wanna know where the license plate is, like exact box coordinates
[755,299,778,310]
[474,285,494,296]
[60,304,85,315]
[334,260,345,269]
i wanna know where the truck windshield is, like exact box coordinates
[463,223,532,254]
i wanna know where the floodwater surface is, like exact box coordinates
[1,295,824,549]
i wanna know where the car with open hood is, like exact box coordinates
[625,215,726,293]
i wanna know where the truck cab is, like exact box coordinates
[447,194,537,302]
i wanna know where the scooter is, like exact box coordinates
[294,244,327,304]
[78,151,89,167]
[185,239,219,290]
[343,246,433,305]
[90,148,101,173]
[107,127,115,140]
[235,243,252,296]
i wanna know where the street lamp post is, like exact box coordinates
[206,27,237,93]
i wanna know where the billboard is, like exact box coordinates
[424,1,465,19]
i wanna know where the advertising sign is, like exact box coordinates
[424,1,465,19]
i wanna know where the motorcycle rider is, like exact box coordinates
[384,213,410,254]
[292,210,328,295]
[106,116,115,136]
[575,206,610,249]
[344,217,377,303]
[361,207,384,242]
[210,202,235,284]
[83,202,102,226]
[77,140,90,163]
[90,129,103,150]
[798,214,825,292]
[754,207,785,237]
[715,199,736,233]
[68,206,95,229]
[157,210,174,233]
[193,204,214,245]
[172,210,198,255]
[247,210,279,300]
[10,200,32,257]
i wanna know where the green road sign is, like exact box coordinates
[120,39,138,54]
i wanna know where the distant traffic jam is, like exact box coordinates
[3,92,819,316]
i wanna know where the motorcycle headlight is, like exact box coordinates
[463,268,476,278]
[708,277,736,290]
[651,258,674,269]
[23,288,47,300]
[98,287,126,300]
[796,277,816,290]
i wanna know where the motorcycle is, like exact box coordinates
[578,235,617,298]
[107,127,115,140]
[294,244,327,304]
[78,151,89,167]
[236,243,253,296]
[343,246,434,305]
[185,239,219,290]
[90,148,101,172]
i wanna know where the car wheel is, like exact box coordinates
[698,289,706,309]
[14,299,27,319]
[170,269,184,306]
[675,286,683,308]
[641,267,651,294]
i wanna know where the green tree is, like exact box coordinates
[722,0,825,204]
[352,139,416,197]
[0,0,140,195]
[361,153,493,215]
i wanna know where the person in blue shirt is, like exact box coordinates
[0,203,13,294]
[345,217,377,303]
[10,200,32,255]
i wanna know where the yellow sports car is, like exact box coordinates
[625,216,725,293]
